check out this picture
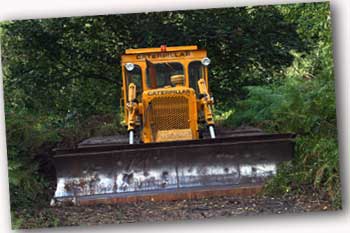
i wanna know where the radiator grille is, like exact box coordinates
[149,96,190,134]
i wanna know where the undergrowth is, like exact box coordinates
[223,28,341,207]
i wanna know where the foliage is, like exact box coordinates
[227,2,340,205]
[5,111,60,208]
[0,1,340,211]
[0,5,306,117]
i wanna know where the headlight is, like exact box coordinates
[201,57,211,66]
[125,63,135,71]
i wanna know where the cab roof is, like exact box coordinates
[125,45,198,54]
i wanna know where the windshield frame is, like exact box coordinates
[122,58,209,93]
[145,61,185,89]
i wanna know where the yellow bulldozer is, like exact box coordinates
[52,45,295,206]
[122,45,216,144]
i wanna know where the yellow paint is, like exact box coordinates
[121,45,214,143]
[125,45,198,54]
[156,129,193,142]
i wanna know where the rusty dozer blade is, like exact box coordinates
[51,133,295,206]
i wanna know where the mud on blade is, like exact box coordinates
[52,133,295,205]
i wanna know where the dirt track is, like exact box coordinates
[14,193,337,229]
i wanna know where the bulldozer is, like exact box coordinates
[52,45,295,206]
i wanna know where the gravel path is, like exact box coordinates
[13,193,337,229]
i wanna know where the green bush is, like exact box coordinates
[6,112,60,209]
[226,7,340,205]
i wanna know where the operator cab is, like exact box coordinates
[121,45,211,102]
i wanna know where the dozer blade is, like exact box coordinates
[52,133,295,205]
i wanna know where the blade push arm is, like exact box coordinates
[198,78,216,138]
[127,83,139,144]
